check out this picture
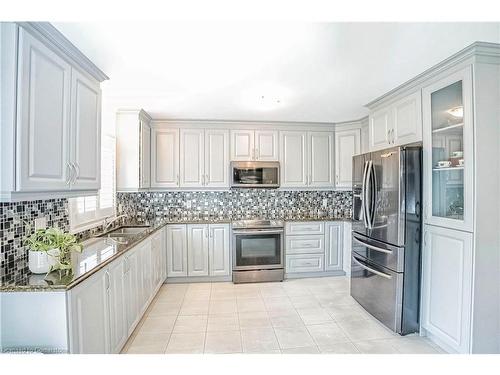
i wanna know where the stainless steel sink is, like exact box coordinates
[100,226,150,237]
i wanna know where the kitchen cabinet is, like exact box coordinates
[368,91,422,152]
[335,129,361,189]
[116,109,153,191]
[230,129,278,161]
[421,225,473,353]
[205,129,229,187]
[68,267,110,354]
[325,222,342,271]
[422,66,473,232]
[180,129,205,187]
[166,223,231,279]
[187,224,209,276]
[166,224,188,277]
[280,131,334,188]
[123,247,140,336]
[70,68,102,190]
[286,254,325,273]
[209,224,231,276]
[151,127,179,188]
[151,231,164,291]
[0,23,107,201]
[108,258,127,354]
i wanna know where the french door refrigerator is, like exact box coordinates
[351,144,422,335]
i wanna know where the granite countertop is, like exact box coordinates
[0,216,349,292]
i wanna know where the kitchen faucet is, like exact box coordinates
[103,214,128,232]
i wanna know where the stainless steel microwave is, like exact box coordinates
[230,161,280,188]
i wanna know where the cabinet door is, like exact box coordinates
[393,91,422,145]
[421,225,473,353]
[335,129,361,188]
[308,131,334,187]
[180,129,204,187]
[151,231,163,289]
[108,260,127,353]
[255,130,279,161]
[140,240,153,307]
[205,129,229,188]
[230,130,255,161]
[286,254,324,273]
[187,224,209,276]
[69,268,110,354]
[325,222,343,271]
[209,224,230,276]
[369,108,393,151]
[70,68,101,190]
[16,27,72,191]
[151,127,179,188]
[166,225,188,277]
[422,66,473,232]
[280,131,308,187]
[140,121,151,188]
[124,250,140,336]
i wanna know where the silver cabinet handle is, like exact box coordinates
[176,174,179,186]
[391,129,395,144]
[66,162,72,185]
[352,256,392,279]
[74,162,80,179]
[69,163,77,185]
[105,270,110,290]
[387,129,390,143]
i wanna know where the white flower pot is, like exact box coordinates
[28,248,60,274]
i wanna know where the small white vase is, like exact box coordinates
[28,248,60,274]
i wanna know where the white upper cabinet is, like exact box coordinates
[70,68,101,190]
[280,131,308,187]
[422,67,473,232]
[308,132,334,187]
[421,225,473,353]
[187,224,209,276]
[204,129,229,188]
[368,91,422,151]
[0,23,107,201]
[140,120,151,189]
[230,129,278,161]
[16,27,72,192]
[280,130,334,188]
[335,129,361,189]
[116,110,152,191]
[230,130,255,160]
[180,129,205,187]
[151,127,179,188]
[255,130,279,161]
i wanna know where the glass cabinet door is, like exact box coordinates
[423,67,473,231]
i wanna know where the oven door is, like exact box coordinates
[232,229,284,270]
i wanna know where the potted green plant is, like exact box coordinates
[26,227,83,275]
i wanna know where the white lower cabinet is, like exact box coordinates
[68,228,167,353]
[325,222,343,271]
[285,221,344,275]
[167,223,231,278]
[69,267,110,354]
[421,225,473,353]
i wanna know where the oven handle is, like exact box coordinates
[232,229,284,235]
[352,256,392,280]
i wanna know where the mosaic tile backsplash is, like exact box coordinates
[117,190,352,223]
[1,190,351,284]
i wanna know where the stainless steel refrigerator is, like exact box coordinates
[350,144,422,335]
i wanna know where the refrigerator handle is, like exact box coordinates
[364,160,373,229]
[361,161,369,229]
[369,161,377,228]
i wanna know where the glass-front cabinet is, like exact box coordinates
[422,66,474,232]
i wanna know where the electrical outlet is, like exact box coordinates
[34,217,47,230]
[322,198,328,208]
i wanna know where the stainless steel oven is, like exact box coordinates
[230,161,280,188]
[231,220,284,283]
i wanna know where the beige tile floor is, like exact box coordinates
[122,276,443,354]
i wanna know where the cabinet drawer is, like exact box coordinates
[285,222,324,235]
[286,254,324,273]
[286,235,325,254]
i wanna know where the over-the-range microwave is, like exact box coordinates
[230,161,280,188]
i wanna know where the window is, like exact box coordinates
[69,134,116,232]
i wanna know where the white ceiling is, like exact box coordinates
[54,22,500,123]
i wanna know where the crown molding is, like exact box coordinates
[17,22,109,82]
[365,41,500,110]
